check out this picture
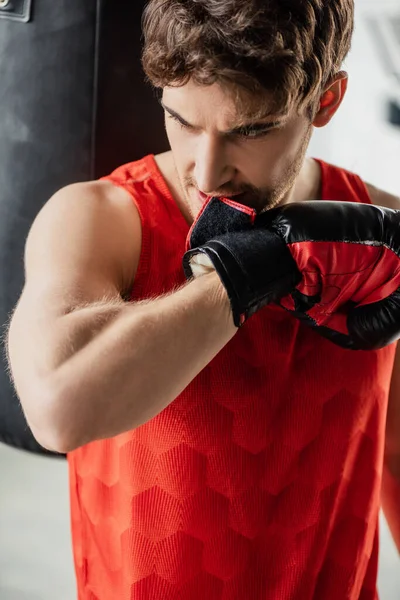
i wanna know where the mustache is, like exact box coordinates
[186,180,262,201]
[184,179,280,213]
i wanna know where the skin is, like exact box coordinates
[155,72,349,224]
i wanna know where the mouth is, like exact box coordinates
[197,191,246,202]
[225,193,246,201]
[198,191,210,202]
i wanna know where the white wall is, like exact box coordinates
[308,1,400,196]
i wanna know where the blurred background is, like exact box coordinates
[1,0,400,598]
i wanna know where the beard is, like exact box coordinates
[180,124,313,216]
[262,125,313,213]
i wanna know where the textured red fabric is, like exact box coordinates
[67,156,396,600]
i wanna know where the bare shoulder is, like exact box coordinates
[24,179,142,306]
[83,180,143,295]
[364,181,400,210]
[37,179,141,230]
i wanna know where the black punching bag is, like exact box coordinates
[0,0,168,455]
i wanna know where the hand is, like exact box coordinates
[258,201,400,350]
[185,196,256,277]
[183,196,301,327]
[183,197,400,350]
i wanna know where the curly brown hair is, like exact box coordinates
[141,0,354,120]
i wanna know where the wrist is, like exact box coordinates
[193,270,237,330]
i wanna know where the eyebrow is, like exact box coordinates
[159,100,285,135]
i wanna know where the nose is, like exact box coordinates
[194,135,236,195]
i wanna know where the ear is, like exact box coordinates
[312,72,349,128]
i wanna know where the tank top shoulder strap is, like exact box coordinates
[313,158,373,205]
[99,153,188,238]
[99,154,180,215]
[99,154,189,300]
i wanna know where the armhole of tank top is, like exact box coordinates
[145,155,175,202]
[98,175,151,303]
[349,173,374,205]
[313,158,373,206]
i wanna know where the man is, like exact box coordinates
[5,0,400,598]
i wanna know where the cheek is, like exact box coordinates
[235,128,306,190]
[232,138,286,185]
[165,122,192,163]
[263,125,310,176]
[164,119,178,146]
[271,125,305,161]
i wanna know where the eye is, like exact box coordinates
[235,128,272,140]
[167,114,192,131]
[166,113,275,139]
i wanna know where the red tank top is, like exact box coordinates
[67,155,396,600]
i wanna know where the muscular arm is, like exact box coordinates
[365,181,400,553]
[43,273,234,452]
[381,458,400,554]
[5,183,237,453]
[381,341,400,555]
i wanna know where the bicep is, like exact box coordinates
[6,180,141,402]
[23,181,140,310]
[363,182,400,455]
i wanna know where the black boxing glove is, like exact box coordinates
[183,197,302,327]
[259,201,400,350]
[183,197,400,350]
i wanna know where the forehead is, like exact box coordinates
[162,80,289,126]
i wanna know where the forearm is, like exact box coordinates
[46,272,236,451]
[381,455,400,554]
